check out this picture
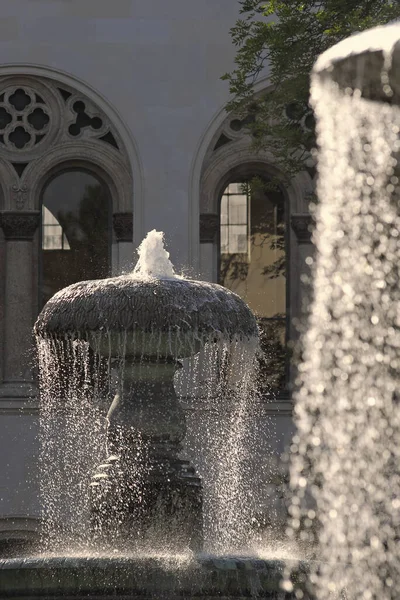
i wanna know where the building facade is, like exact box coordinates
[0,0,314,546]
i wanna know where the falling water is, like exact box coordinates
[288,26,400,600]
[37,336,109,552]
[193,336,261,554]
[132,228,175,278]
[37,230,262,555]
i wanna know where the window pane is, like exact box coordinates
[63,233,70,250]
[220,184,249,255]
[227,183,242,194]
[220,194,228,225]
[231,183,284,317]
[228,225,247,253]
[42,208,65,250]
[46,224,60,237]
[219,178,286,391]
[43,206,58,226]
[220,225,229,253]
[41,170,111,307]
[43,233,61,250]
[229,194,247,224]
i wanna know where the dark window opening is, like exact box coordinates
[40,169,112,308]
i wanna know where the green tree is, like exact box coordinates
[222,0,399,182]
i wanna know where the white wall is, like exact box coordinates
[0,0,247,271]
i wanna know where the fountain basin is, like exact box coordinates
[35,277,258,359]
[0,555,309,599]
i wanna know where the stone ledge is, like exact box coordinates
[0,555,310,598]
[0,383,39,414]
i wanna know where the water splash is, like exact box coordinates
[288,26,400,600]
[132,229,175,279]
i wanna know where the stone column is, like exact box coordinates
[199,213,219,282]
[0,211,40,399]
[112,212,133,274]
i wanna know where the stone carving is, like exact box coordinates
[291,213,314,243]
[0,554,298,596]
[0,76,126,164]
[68,100,103,137]
[0,75,133,220]
[200,213,219,243]
[65,95,114,147]
[11,184,28,210]
[23,142,132,215]
[0,211,40,240]
[113,212,133,242]
[0,86,51,153]
[0,78,61,163]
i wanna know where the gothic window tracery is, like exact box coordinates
[0,74,132,306]
[0,76,125,170]
[0,85,51,152]
[213,113,256,151]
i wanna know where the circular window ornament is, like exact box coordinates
[0,79,61,161]
[65,96,107,140]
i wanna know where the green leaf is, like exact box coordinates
[223,0,400,181]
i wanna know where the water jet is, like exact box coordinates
[289,22,400,600]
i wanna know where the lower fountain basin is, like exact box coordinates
[0,555,310,599]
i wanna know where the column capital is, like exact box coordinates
[113,212,133,242]
[290,213,314,244]
[0,211,40,241]
[200,213,219,243]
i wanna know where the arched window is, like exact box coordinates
[219,178,287,391]
[40,169,112,307]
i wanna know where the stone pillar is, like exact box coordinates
[199,213,219,282]
[112,212,133,274]
[0,211,40,399]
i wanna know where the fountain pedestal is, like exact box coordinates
[90,359,203,552]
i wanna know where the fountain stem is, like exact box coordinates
[90,358,203,552]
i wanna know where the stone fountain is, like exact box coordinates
[34,230,258,554]
[1,231,312,598]
[3,23,400,598]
